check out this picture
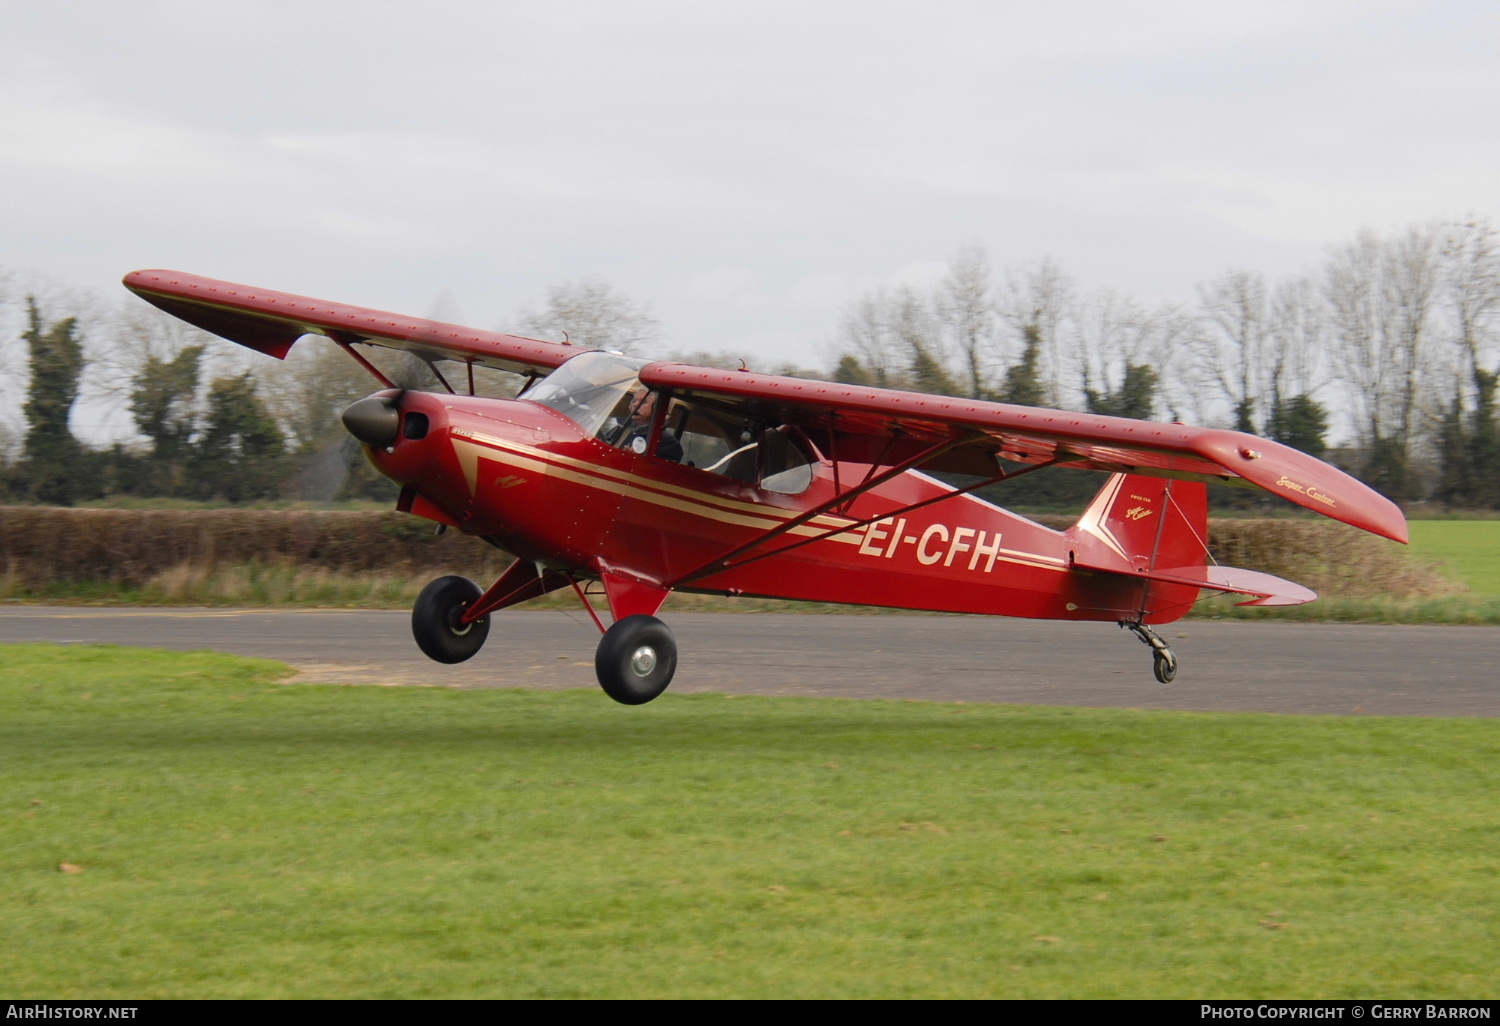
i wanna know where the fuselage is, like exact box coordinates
[369,382,1175,625]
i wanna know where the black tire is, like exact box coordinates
[412,575,490,664]
[1153,650,1178,685]
[595,614,677,705]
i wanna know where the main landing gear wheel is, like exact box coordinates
[412,575,490,664]
[1120,620,1178,686]
[595,614,677,705]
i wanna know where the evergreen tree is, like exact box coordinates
[907,340,960,395]
[1363,435,1411,504]
[19,299,86,505]
[1465,367,1500,508]
[997,325,1046,406]
[195,373,285,502]
[1084,363,1158,420]
[1436,395,1472,507]
[1233,397,1256,434]
[1435,368,1500,509]
[1265,393,1329,458]
[129,344,204,495]
[832,355,876,387]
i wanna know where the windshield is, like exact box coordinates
[522,351,648,438]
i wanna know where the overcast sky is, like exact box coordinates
[2,0,1496,374]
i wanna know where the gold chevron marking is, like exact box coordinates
[453,438,480,495]
[449,430,862,543]
[452,427,858,530]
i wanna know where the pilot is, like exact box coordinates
[620,391,683,463]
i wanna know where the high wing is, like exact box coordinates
[123,270,576,379]
[639,363,1409,544]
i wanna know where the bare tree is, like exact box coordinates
[1323,223,1442,498]
[890,285,957,395]
[934,245,997,398]
[997,257,1074,407]
[830,285,960,393]
[1069,290,1194,420]
[835,289,906,388]
[0,268,21,460]
[1195,269,1269,432]
[256,338,379,454]
[516,278,662,356]
[1265,276,1328,407]
[1443,218,1500,407]
[1434,217,1500,505]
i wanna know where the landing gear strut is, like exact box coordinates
[1120,620,1178,684]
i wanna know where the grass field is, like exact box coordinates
[1408,521,1500,597]
[1197,520,1500,623]
[2,644,1497,999]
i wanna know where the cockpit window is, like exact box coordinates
[522,351,648,438]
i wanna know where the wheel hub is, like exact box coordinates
[629,645,658,676]
[447,606,474,636]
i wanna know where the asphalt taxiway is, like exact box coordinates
[1,606,1495,716]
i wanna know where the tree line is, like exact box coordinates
[825,218,1499,508]
[0,214,1496,509]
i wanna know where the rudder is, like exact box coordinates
[1067,473,1209,622]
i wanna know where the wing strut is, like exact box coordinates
[330,333,397,388]
[427,360,458,395]
[673,456,1063,587]
[668,435,968,587]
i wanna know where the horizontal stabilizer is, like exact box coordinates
[1068,552,1316,606]
[1136,565,1316,607]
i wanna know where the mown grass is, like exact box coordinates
[2,644,1497,999]
[1407,521,1500,597]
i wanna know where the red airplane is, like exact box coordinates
[124,270,1408,704]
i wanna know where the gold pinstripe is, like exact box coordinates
[450,431,864,543]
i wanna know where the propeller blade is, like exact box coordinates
[296,435,358,502]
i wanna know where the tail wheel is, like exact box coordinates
[595,614,677,705]
[1153,649,1178,685]
[412,575,490,664]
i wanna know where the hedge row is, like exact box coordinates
[1023,513,1447,598]
[0,507,1448,598]
[0,508,511,588]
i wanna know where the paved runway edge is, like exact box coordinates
[1,607,1496,717]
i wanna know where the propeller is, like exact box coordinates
[296,434,361,502]
[298,289,461,502]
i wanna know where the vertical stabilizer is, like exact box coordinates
[1066,473,1210,622]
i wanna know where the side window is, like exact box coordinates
[664,399,815,494]
[670,401,759,484]
[759,427,814,494]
